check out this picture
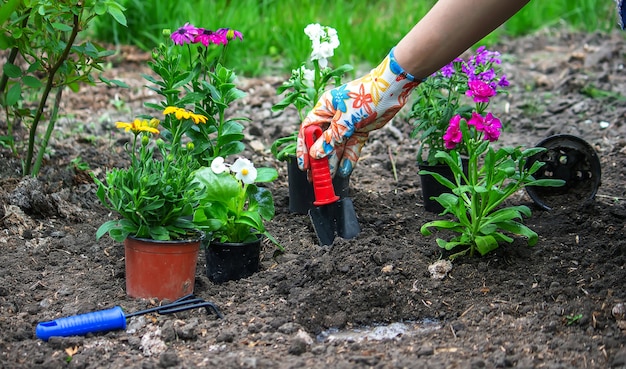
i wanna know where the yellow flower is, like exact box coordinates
[116,119,160,134]
[190,112,208,124]
[163,106,208,124]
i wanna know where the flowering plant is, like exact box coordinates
[419,107,565,259]
[270,23,353,161]
[409,46,510,166]
[144,23,247,167]
[193,157,281,249]
[93,22,250,243]
[94,108,206,242]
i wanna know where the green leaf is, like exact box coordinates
[3,63,21,78]
[106,1,127,26]
[51,22,73,32]
[236,211,264,232]
[6,83,21,106]
[421,220,463,235]
[0,0,20,25]
[474,235,499,255]
[21,75,43,88]
[0,34,13,50]
[497,221,538,246]
[526,179,566,187]
[249,186,275,221]
[96,220,121,240]
[255,167,278,183]
[99,76,129,88]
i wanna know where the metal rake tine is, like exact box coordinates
[158,301,224,319]
[125,295,211,318]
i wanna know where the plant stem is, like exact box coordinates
[31,86,63,176]
[24,10,81,176]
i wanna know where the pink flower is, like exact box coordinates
[216,28,244,42]
[466,80,496,103]
[467,111,485,130]
[481,112,502,142]
[443,115,463,149]
[467,112,502,142]
[171,23,199,45]
[194,28,228,46]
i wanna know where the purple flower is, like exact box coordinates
[441,62,456,78]
[171,23,199,45]
[498,75,510,87]
[466,80,496,103]
[479,68,496,83]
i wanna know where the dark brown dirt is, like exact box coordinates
[0,29,625,369]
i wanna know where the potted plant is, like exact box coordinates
[93,109,206,301]
[193,156,282,283]
[271,23,353,214]
[92,22,247,300]
[419,83,565,259]
[408,46,510,213]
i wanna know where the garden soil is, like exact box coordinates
[1,29,626,369]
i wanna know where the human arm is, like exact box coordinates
[297,0,531,178]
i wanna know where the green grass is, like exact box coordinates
[90,0,618,77]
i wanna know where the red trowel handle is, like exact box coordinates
[304,125,339,206]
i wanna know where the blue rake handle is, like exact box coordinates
[36,294,223,341]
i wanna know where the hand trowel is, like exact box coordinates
[304,125,360,246]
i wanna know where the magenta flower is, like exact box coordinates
[466,80,496,103]
[443,115,463,149]
[467,111,485,130]
[481,112,502,142]
[467,112,502,142]
[171,23,199,45]
[194,28,227,46]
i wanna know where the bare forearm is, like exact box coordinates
[394,0,531,79]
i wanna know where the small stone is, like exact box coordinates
[428,260,452,279]
[611,348,626,367]
[158,349,180,368]
[612,303,625,320]
[288,337,308,355]
[216,329,235,343]
[416,345,434,356]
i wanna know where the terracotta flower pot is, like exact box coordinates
[287,155,350,215]
[124,233,202,301]
[204,237,262,283]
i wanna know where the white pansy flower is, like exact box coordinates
[210,156,228,174]
[231,158,257,184]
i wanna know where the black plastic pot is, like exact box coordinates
[204,237,261,283]
[286,155,350,215]
[418,159,468,214]
[524,134,601,210]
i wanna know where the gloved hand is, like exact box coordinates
[296,48,421,177]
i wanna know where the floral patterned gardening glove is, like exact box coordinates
[297,48,421,177]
